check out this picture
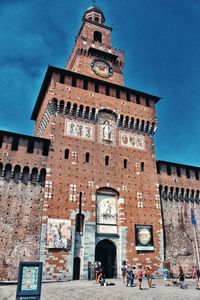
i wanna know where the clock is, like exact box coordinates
[91,59,113,78]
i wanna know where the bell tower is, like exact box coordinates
[66,5,125,85]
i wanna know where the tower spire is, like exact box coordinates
[65,5,125,85]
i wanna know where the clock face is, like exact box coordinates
[91,60,113,78]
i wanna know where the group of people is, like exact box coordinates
[121,264,153,290]
[122,263,200,290]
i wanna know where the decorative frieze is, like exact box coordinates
[120,131,145,150]
[65,120,94,141]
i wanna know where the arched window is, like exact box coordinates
[141,162,144,172]
[94,31,102,43]
[59,100,64,114]
[105,156,109,166]
[39,168,46,187]
[13,165,21,183]
[75,213,85,235]
[4,164,12,181]
[95,17,99,22]
[65,149,69,159]
[85,152,90,163]
[124,159,127,169]
[31,168,38,185]
[22,166,29,184]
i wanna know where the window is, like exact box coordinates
[124,159,128,169]
[105,156,109,166]
[94,31,102,43]
[141,162,144,171]
[95,17,99,22]
[85,152,90,163]
[65,149,69,159]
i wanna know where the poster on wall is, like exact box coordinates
[47,218,71,250]
[96,194,117,234]
[16,262,43,300]
[135,224,154,251]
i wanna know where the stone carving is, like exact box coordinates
[96,194,117,234]
[65,120,94,140]
[120,131,145,150]
[99,112,115,145]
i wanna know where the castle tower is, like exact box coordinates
[66,5,124,85]
[31,5,163,280]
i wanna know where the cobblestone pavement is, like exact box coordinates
[1,278,200,300]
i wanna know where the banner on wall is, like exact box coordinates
[135,224,154,250]
[96,193,117,234]
[47,218,71,250]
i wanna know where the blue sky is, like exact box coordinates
[0,0,200,166]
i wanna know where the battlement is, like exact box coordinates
[0,130,50,156]
[31,66,160,121]
[157,160,200,180]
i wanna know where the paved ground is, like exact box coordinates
[1,278,200,300]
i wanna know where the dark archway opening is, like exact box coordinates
[73,257,81,280]
[95,239,116,278]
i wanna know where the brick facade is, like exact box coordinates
[0,6,199,281]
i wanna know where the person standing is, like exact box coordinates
[131,267,136,287]
[126,267,132,287]
[137,265,143,290]
[145,267,152,288]
[196,268,200,288]
[121,262,127,283]
[163,267,169,286]
[192,266,197,279]
[179,266,185,289]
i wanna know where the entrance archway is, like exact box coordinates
[95,239,116,278]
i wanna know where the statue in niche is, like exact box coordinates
[102,120,113,141]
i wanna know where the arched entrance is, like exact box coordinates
[95,239,116,278]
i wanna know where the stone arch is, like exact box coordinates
[79,104,84,118]
[66,101,71,114]
[136,118,140,130]
[59,100,64,114]
[4,163,12,181]
[39,168,46,187]
[51,98,58,113]
[22,166,29,184]
[99,109,118,121]
[85,106,90,118]
[95,239,117,278]
[13,165,21,183]
[31,167,38,185]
